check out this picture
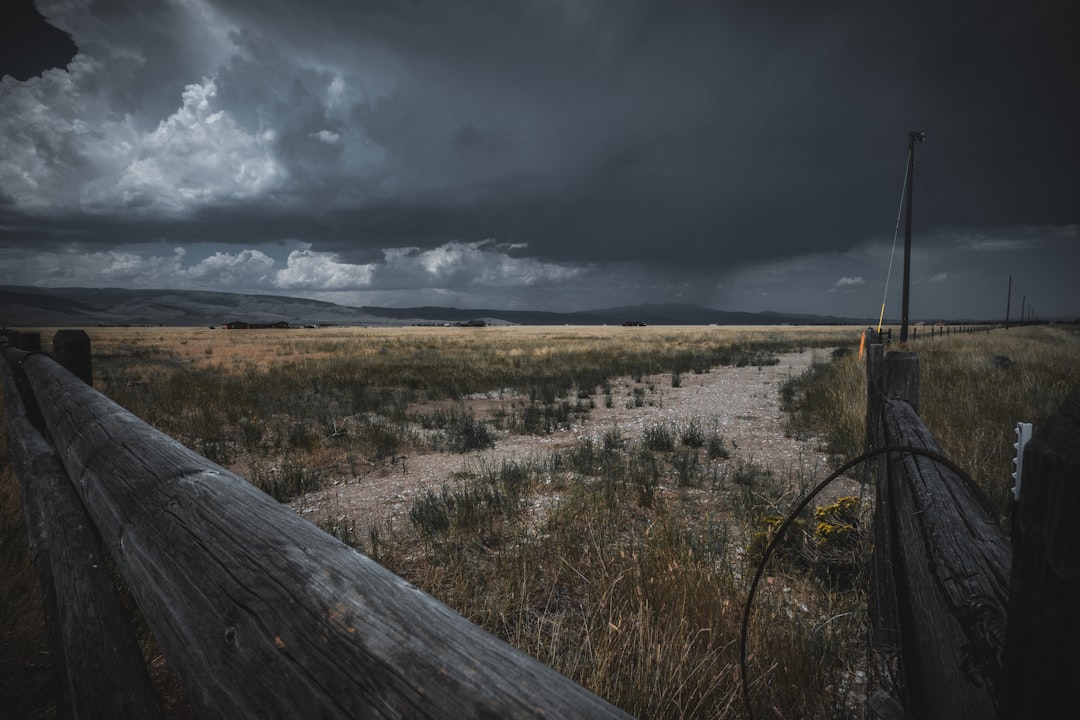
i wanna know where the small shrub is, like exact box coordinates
[746,513,808,568]
[446,413,496,452]
[602,426,624,453]
[705,432,730,460]
[672,448,700,487]
[409,486,452,538]
[813,496,861,551]
[812,496,866,586]
[679,419,706,448]
[643,422,675,452]
[250,459,322,502]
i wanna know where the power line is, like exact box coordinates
[934,71,1080,157]
[922,19,1080,133]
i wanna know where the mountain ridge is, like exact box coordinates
[1,285,872,327]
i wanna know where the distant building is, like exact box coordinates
[223,320,290,329]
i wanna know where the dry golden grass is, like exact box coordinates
[913,324,1080,525]
[6,322,1076,719]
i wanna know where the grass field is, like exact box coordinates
[2,322,1077,719]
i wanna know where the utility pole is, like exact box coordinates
[900,130,926,344]
[1021,295,1026,326]
[1005,275,1012,329]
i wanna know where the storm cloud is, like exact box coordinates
[1,0,1077,319]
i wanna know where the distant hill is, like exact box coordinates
[0,286,870,328]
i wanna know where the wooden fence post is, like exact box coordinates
[883,351,919,414]
[865,336,884,479]
[881,398,1011,718]
[866,338,900,655]
[14,331,42,351]
[873,349,1010,718]
[1002,386,1080,717]
[53,329,93,386]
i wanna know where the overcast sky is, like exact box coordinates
[1,0,1077,320]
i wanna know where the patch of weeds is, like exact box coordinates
[507,399,587,435]
[409,469,524,547]
[356,418,406,462]
[446,412,496,452]
[602,426,625,453]
[672,448,701,487]
[287,421,320,453]
[731,461,771,487]
[811,496,865,586]
[410,486,453,538]
[643,422,675,452]
[746,513,809,569]
[558,437,602,476]
[250,459,323,502]
[628,448,661,507]
[705,432,730,460]
[238,415,264,449]
[317,509,364,549]
[679,419,706,448]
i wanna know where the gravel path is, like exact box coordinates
[292,348,861,529]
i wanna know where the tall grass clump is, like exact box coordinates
[780,346,866,465]
[783,325,1080,534]
[914,325,1080,528]
[399,439,754,717]
[393,430,870,718]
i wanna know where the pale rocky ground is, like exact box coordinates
[290,348,865,532]
[286,346,874,712]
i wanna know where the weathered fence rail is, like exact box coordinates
[864,332,1079,719]
[908,323,993,340]
[1,343,162,719]
[5,328,1077,719]
[0,333,632,719]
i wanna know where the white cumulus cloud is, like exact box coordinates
[384,240,583,288]
[312,129,341,144]
[274,248,375,289]
[187,249,276,286]
[115,78,284,213]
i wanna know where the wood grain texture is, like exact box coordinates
[12,348,632,720]
[1,343,163,719]
[881,397,1010,719]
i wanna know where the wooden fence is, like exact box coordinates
[907,323,993,340]
[4,328,1077,719]
[863,331,1078,719]
[0,331,632,719]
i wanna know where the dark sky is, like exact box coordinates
[1,0,1077,320]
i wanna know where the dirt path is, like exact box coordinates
[291,348,861,530]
